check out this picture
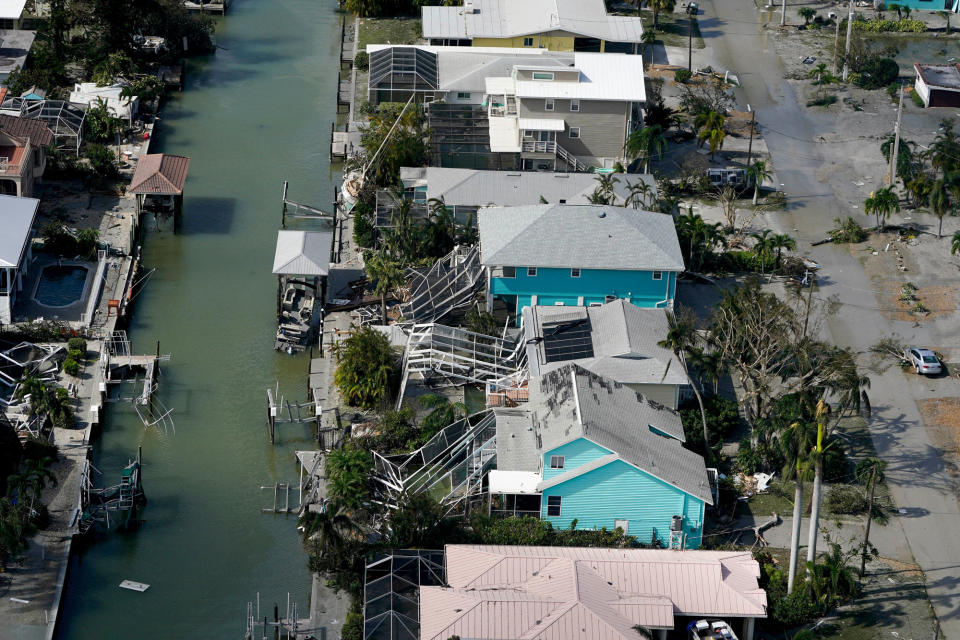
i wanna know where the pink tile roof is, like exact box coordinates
[420,545,766,640]
[128,153,190,195]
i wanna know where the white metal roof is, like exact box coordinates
[272,230,333,276]
[0,0,26,20]
[488,469,541,494]
[516,53,646,102]
[422,0,644,43]
[518,117,565,131]
[0,195,38,268]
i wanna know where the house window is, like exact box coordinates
[570,268,581,278]
[533,72,555,81]
[545,98,555,111]
[547,495,562,516]
[457,92,471,99]
[550,455,565,469]
[554,302,565,306]
[502,266,516,278]
[604,295,617,303]
[568,127,580,139]
[523,37,534,47]
[570,99,580,112]
[652,271,663,280]
[527,267,538,277]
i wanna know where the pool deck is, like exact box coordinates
[13,257,97,324]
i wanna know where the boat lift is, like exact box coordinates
[78,448,147,533]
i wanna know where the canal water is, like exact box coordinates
[56,0,341,636]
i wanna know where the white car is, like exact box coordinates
[905,348,942,376]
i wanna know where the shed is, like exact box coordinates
[272,230,333,277]
[914,63,960,108]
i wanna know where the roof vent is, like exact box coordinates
[597,210,606,218]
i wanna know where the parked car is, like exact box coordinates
[905,347,942,375]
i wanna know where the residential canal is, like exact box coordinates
[55,0,341,636]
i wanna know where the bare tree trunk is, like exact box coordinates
[753,183,759,206]
[806,462,823,569]
[787,478,804,593]
[680,350,710,462]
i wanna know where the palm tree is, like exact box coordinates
[807,354,870,570]
[46,387,74,429]
[694,111,726,159]
[366,249,405,323]
[14,376,48,417]
[625,125,667,173]
[951,230,960,255]
[593,173,619,205]
[658,310,710,462]
[929,178,950,238]
[651,0,677,31]
[778,420,814,593]
[747,160,773,205]
[770,233,797,271]
[624,179,653,209]
[640,30,657,64]
[863,186,899,232]
[299,500,359,561]
[22,457,57,503]
[906,174,932,209]
[750,229,774,277]
[938,10,951,35]
[798,7,816,25]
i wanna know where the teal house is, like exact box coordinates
[490,365,714,549]
[891,1,957,11]
[478,204,684,323]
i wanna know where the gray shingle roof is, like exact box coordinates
[524,301,688,386]
[496,365,712,504]
[478,204,684,271]
[412,167,655,209]
[0,194,38,268]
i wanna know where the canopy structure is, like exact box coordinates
[129,154,190,195]
[272,230,333,276]
[1,99,85,154]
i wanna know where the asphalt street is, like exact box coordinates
[699,1,960,636]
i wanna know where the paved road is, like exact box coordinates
[699,2,960,636]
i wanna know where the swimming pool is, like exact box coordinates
[34,265,89,307]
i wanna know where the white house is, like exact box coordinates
[0,194,39,324]
[69,83,139,122]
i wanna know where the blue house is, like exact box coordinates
[490,365,714,549]
[891,1,957,12]
[478,204,684,323]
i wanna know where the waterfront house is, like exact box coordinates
[0,114,53,197]
[520,300,690,409]
[490,365,713,548]
[913,63,960,108]
[0,0,28,29]
[421,0,644,53]
[129,154,190,233]
[69,83,139,122]
[367,45,645,170]
[419,545,766,640]
[478,204,684,320]
[0,194,39,324]
[375,166,656,226]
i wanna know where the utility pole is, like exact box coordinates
[833,14,841,74]
[842,0,854,81]
[688,14,694,72]
[781,0,786,27]
[889,85,905,188]
[859,461,878,576]
[746,106,756,168]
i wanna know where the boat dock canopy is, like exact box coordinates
[129,153,190,195]
[272,230,333,276]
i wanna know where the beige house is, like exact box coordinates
[0,115,53,198]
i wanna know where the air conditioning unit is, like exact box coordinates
[670,515,683,532]
[463,1,479,14]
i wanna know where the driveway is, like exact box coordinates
[698,1,960,636]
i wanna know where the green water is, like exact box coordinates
[56,0,341,636]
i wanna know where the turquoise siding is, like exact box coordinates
[893,0,953,10]
[490,267,677,322]
[541,439,612,481]
[539,457,706,549]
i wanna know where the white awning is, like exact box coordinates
[488,470,541,494]
[519,118,565,132]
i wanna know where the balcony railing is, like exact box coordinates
[521,141,556,154]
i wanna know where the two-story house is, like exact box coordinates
[0,114,53,197]
[422,0,644,54]
[367,45,645,170]
[491,365,713,548]
[478,204,684,322]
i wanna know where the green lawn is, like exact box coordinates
[357,17,423,52]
